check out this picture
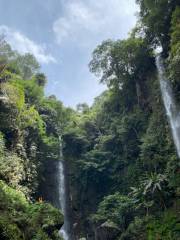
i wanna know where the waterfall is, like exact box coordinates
[58,136,70,240]
[156,55,180,157]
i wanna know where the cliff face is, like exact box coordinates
[62,2,180,239]
[38,158,60,207]
[64,70,180,240]
[63,72,174,239]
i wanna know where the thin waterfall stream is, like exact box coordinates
[156,55,180,157]
[58,136,70,240]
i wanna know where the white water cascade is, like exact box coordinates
[58,136,70,240]
[156,55,180,157]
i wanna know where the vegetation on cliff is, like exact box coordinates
[0,0,180,240]
[63,0,180,239]
[0,38,67,239]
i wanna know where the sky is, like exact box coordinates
[0,0,138,108]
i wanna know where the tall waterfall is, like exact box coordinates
[58,136,70,240]
[156,55,180,157]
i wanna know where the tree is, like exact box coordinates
[89,38,155,108]
[130,173,168,215]
[168,6,180,101]
[76,103,90,114]
[92,193,134,230]
[136,0,178,55]
[34,73,47,87]
[16,53,40,79]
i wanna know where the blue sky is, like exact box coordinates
[0,0,138,108]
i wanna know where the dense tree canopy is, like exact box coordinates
[0,38,69,239]
[62,1,180,239]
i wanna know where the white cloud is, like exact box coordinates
[53,0,138,45]
[0,25,56,64]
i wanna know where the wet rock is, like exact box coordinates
[95,221,120,240]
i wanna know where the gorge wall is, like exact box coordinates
[62,1,180,239]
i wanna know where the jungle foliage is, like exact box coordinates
[0,0,180,240]
[0,38,67,239]
[62,0,180,239]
